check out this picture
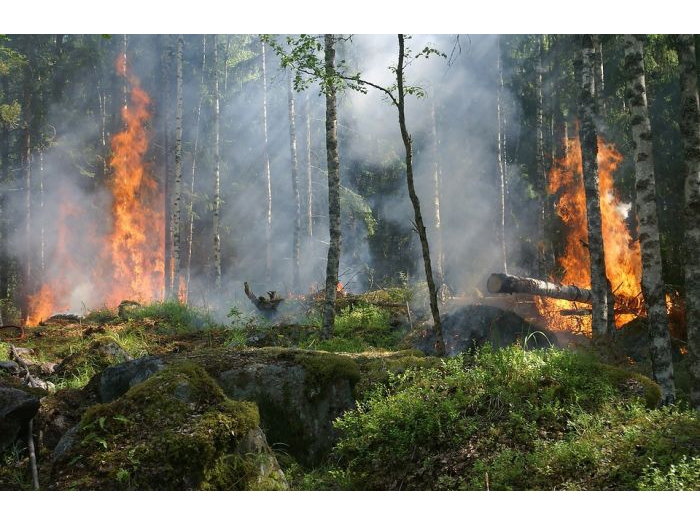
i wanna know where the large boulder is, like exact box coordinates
[96,356,164,403]
[407,304,557,356]
[174,348,360,466]
[49,362,287,490]
[0,386,40,451]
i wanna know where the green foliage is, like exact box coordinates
[639,456,700,491]
[0,101,21,128]
[0,341,10,361]
[330,345,684,490]
[124,301,217,334]
[84,307,119,324]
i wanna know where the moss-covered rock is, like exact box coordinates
[187,348,358,466]
[49,362,286,490]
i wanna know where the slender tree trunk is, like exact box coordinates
[397,34,445,356]
[430,94,445,300]
[579,34,614,337]
[593,35,606,117]
[212,36,222,291]
[675,34,700,411]
[22,81,32,311]
[321,34,342,340]
[39,149,45,278]
[623,34,676,405]
[288,71,302,292]
[186,35,206,301]
[261,39,273,284]
[496,37,508,274]
[171,35,184,300]
[161,35,173,298]
[535,34,549,278]
[305,90,314,241]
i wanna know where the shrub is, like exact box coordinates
[331,345,692,490]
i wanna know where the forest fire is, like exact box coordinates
[535,135,643,333]
[100,54,164,306]
[25,56,163,325]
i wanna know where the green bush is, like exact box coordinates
[639,456,700,491]
[331,345,693,490]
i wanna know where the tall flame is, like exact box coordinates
[536,134,643,333]
[100,55,164,306]
[25,55,163,325]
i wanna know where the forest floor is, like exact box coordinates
[1,292,699,490]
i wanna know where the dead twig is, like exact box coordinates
[27,418,39,490]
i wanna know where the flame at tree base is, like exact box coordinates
[536,134,643,335]
[25,55,164,326]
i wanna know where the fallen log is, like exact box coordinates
[244,282,284,312]
[487,273,593,304]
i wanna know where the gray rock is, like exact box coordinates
[51,425,79,463]
[0,386,40,451]
[237,427,289,489]
[411,304,558,356]
[218,359,355,466]
[98,356,164,403]
[0,361,21,375]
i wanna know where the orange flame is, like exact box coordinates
[536,134,643,333]
[25,55,164,325]
[100,55,164,306]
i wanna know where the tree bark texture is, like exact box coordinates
[430,95,445,297]
[161,36,173,298]
[578,34,614,337]
[288,71,302,292]
[676,34,700,411]
[171,35,184,301]
[305,90,314,240]
[321,34,342,340]
[397,34,445,356]
[212,36,222,291]
[623,34,675,404]
[487,272,594,303]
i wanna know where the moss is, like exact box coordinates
[279,349,361,396]
[0,342,11,361]
[50,362,269,490]
[351,349,440,399]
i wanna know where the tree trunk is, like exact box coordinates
[212,36,222,291]
[578,34,614,337]
[287,71,302,292]
[593,35,606,117]
[261,39,273,284]
[535,34,549,278]
[430,94,445,300]
[397,34,445,356]
[487,272,593,303]
[496,36,508,274]
[186,35,206,302]
[171,35,184,301]
[676,34,700,411]
[305,90,314,241]
[161,35,173,298]
[321,34,342,340]
[623,34,676,405]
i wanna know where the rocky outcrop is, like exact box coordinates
[0,386,40,451]
[49,362,286,490]
[174,348,360,466]
[408,304,557,356]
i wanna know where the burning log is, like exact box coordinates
[244,282,284,312]
[487,273,593,304]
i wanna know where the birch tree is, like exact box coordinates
[171,34,184,300]
[578,34,614,337]
[288,70,302,292]
[212,36,222,291]
[496,36,508,274]
[675,34,700,411]
[623,34,675,404]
